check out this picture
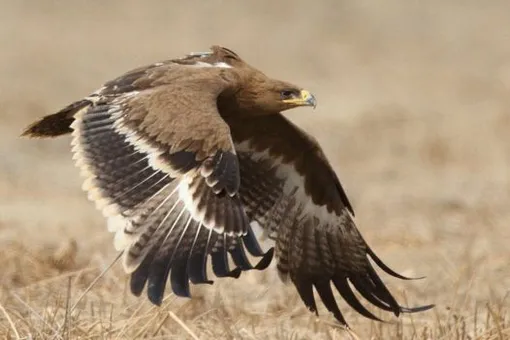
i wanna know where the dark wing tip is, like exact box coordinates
[211,248,242,278]
[130,249,157,298]
[242,224,268,257]
[300,273,433,326]
[229,242,253,270]
[170,260,192,298]
[292,277,318,316]
[332,276,384,323]
[147,279,167,306]
[314,280,349,326]
[130,272,148,298]
[401,304,435,314]
[367,247,426,281]
[147,282,164,306]
[253,247,274,270]
[188,253,214,285]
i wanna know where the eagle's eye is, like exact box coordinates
[280,90,298,100]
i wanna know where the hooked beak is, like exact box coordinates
[282,90,317,109]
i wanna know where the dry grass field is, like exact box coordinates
[1,1,509,339]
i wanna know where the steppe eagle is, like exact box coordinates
[22,45,432,327]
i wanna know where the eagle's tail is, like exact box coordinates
[21,98,92,138]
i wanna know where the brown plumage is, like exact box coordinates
[22,45,432,327]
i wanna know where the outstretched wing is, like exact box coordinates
[228,114,433,326]
[71,59,272,305]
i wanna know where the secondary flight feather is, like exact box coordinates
[22,45,433,327]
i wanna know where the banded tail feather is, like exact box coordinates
[22,98,92,138]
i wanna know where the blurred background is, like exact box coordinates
[1,1,509,339]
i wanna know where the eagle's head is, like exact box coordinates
[208,45,316,115]
[231,72,317,114]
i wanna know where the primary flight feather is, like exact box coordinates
[22,45,432,327]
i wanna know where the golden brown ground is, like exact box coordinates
[1,1,509,339]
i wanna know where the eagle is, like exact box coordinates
[22,45,432,327]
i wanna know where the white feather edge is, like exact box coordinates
[190,61,232,69]
[234,140,354,267]
[109,102,242,237]
[235,140,351,222]
[70,101,132,242]
[70,92,244,261]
